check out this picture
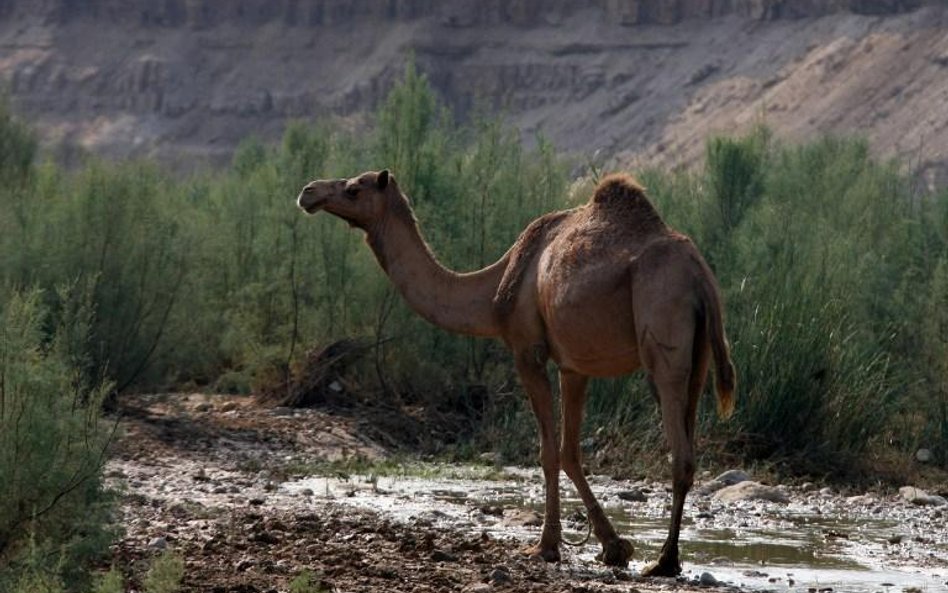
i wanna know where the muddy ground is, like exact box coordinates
[106,394,947,593]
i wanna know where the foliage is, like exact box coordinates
[0,60,946,477]
[0,289,116,591]
[142,550,184,593]
[289,569,327,593]
[91,568,124,593]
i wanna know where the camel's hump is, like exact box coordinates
[591,173,647,204]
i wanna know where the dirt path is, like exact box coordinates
[106,394,947,593]
[106,394,720,592]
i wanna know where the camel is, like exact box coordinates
[296,169,736,576]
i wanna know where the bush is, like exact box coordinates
[142,550,184,593]
[0,59,946,475]
[0,288,116,590]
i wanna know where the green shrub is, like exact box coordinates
[0,288,116,590]
[142,550,184,593]
[92,568,124,593]
[289,569,326,593]
[0,59,946,475]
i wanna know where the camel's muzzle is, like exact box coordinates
[297,189,327,214]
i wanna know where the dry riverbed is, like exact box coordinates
[106,394,948,593]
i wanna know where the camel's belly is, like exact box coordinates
[540,282,641,377]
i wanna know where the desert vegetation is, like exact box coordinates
[1,63,946,588]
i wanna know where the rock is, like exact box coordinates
[271,406,294,417]
[617,489,648,502]
[462,584,491,593]
[479,504,503,516]
[899,486,947,506]
[249,497,266,506]
[502,508,543,527]
[819,486,834,496]
[194,402,212,412]
[714,469,751,485]
[147,536,167,551]
[712,481,790,504]
[915,448,934,463]
[488,566,513,586]
[235,557,253,572]
[699,571,720,586]
[887,534,904,544]
[300,488,314,497]
[430,549,458,562]
[696,479,727,495]
[479,452,500,465]
[220,401,239,413]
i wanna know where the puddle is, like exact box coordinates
[287,469,948,593]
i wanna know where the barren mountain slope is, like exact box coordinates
[0,0,945,184]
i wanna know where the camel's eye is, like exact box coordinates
[345,185,359,198]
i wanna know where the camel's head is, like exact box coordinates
[297,170,396,230]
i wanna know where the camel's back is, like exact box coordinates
[493,175,672,320]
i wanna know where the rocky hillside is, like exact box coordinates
[1,0,946,185]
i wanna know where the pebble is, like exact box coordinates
[713,481,790,504]
[699,571,720,586]
[899,486,947,506]
[235,558,253,572]
[714,469,751,485]
[271,406,294,417]
[696,479,727,495]
[502,508,542,527]
[147,536,167,551]
[300,488,314,496]
[617,489,648,502]
[915,448,934,463]
[430,549,458,562]
[488,566,513,586]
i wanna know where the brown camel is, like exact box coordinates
[297,169,736,576]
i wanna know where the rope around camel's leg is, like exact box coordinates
[561,516,593,547]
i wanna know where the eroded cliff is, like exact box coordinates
[0,0,945,183]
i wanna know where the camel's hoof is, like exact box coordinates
[640,557,682,577]
[595,538,634,567]
[522,543,561,563]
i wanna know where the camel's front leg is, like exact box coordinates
[560,371,634,567]
[515,354,561,562]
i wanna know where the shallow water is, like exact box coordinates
[287,470,948,593]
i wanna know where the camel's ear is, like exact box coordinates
[377,169,390,190]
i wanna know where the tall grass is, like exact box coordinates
[0,65,946,477]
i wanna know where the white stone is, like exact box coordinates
[712,481,790,504]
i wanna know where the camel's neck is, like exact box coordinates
[365,207,507,338]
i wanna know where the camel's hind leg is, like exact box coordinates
[560,371,634,566]
[641,332,710,577]
[515,353,562,562]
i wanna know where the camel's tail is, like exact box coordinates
[700,274,737,420]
